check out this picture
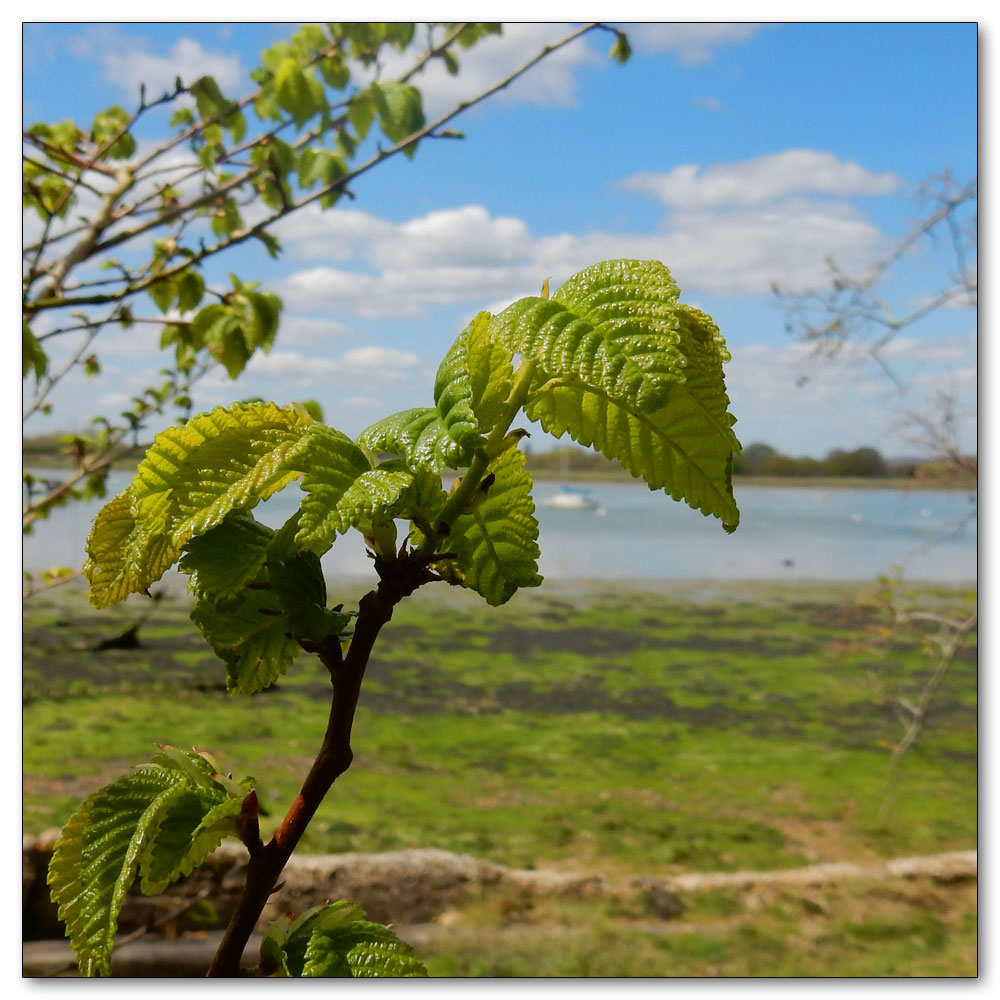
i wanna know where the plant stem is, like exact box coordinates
[206,553,436,977]
[418,357,538,556]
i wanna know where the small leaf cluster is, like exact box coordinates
[46,746,252,977]
[157,275,280,377]
[261,900,427,977]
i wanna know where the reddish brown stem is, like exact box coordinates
[206,552,439,977]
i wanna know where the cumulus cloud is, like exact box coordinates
[275,268,414,318]
[372,206,533,270]
[525,198,887,298]
[271,208,396,263]
[618,150,900,210]
[624,23,761,65]
[882,333,977,365]
[275,261,543,318]
[101,34,246,98]
[339,345,420,374]
[359,23,601,119]
[276,316,352,347]
[270,150,900,314]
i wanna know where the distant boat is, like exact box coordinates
[543,485,603,511]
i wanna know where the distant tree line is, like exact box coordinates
[733,442,890,477]
[25,433,974,484]
[732,442,975,481]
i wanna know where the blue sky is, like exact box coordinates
[22,20,978,459]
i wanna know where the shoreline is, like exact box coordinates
[28,574,978,608]
[23,457,976,493]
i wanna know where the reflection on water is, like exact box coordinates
[23,471,976,583]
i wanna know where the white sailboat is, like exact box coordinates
[543,485,602,510]
[541,448,606,514]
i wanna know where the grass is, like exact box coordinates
[410,875,977,977]
[22,575,977,975]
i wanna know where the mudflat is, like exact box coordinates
[23,576,977,976]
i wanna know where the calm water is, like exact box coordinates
[23,470,977,583]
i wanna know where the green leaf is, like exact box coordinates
[175,269,205,312]
[179,513,274,601]
[492,259,689,413]
[302,924,428,977]
[364,312,515,473]
[291,23,329,56]
[383,23,416,51]
[451,22,503,48]
[268,550,353,645]
[253,230,282,259]
[252,135,296,178]
[148,278,176,314]
[358,407,476,473]
[189,75,245,142]
[492,259,740,530]
[137,749,243,894]
[288,424,376,553]
[246,290,281,349]
[130,402,313,551]
[47,767,184,976]
[297,148,347,198]
[371,80,424,152]
[210,196,243,238]
[23,322,47,381]
[189,548,349,693]
[336,129,358,160]
[527,303,740,531]
[84,489,182,608]
[609,31,632,65]
[275,57,325,126]
[91,105,135,159]
[262,900,427,978]
[435,310,514,439]
[433,446,542,606]
[347,89,376,139]
[23,157,75,219]
[253,83,282,122]
[47,747,242,977]
[187,283,281,377]
[190,577,301,694]
[297,399,324,422]
[318,54,350,90]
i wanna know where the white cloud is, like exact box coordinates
[624,23,761,65]
[339,346,421,377]
[882,333,977,365]
[372,206,532,270]
[276,268,412,318]
[272,207,396,262]
[275,261,545,318]
[619,150,899,210]
[362,23,601,119]
[525,199,886,298]
[723,341,926,456]
[272,153,899,313]
[276,316,352,347]
[101,35,246,98]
